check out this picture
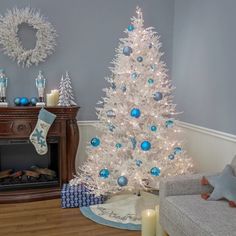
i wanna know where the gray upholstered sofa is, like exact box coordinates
[159,156,236,236]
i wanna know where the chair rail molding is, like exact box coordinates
[76,120,236,174]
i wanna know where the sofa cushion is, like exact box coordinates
[162,195,236,236]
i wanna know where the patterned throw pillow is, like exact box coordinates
[201,165,236,207]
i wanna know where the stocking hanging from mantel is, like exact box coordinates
[30,108,56,155]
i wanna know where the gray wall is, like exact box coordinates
[0,0,174,120]
[172,0,236,134]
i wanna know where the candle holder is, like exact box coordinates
[35,70,46,107]
[0,69,8,107]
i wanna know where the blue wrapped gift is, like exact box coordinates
[61,183,106,208]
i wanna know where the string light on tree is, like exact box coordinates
[70,7,194,196]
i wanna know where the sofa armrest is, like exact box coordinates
[160,173,215,200]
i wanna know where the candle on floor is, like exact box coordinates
[155,205,163,236]
[46,93,55,106]
[141,209,156,236]
[51,89,59,105]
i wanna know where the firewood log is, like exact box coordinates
[30,166,56,177]
[0,169,13,179]
[10,171,22,178]
[24,170,40,178]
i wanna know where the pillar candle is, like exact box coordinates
[46,93,55,106]
[141,209,156,236]
[51,89,59,105]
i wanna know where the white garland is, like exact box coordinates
[0,7,57,67]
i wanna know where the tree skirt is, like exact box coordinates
[80,192,159,230]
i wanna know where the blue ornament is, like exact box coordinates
[127,25,135,31]
[130,108,141,118]
[14,97,21,106]
[150,125,157,132]
[99,169,110,179]
[168,154,175,160]
[148,78,154,85]
[90,137,100,147]
[107,110,116,118]
[174,147,182,154]
[150,167,161,176]
[20,97,29,106]
[117,176,128,187]
[108,124,115,132]
[131,72,138,79]
[116,143,122,149]
[30,97,38,106]
[141,141,151,151]
[166,120,174,128]
[130,137,137,150]
[136,160,143,167]
[123,46,132,56]
[153,92,163,101]
[121,84,126,92]
[137,56,143,62]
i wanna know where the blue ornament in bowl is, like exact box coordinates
[30,97,39,106]
[123,46,132,56]
[14,97,21,106]
[150,167,161,176]
[20,97,29,106]
[117,176,128,187]
[99,169,110,179]
[130,108,141,118]
[141,140,151,151]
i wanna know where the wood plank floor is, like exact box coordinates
[0,199,140,236]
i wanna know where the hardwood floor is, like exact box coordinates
[0,199,140,236]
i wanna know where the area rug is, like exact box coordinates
[80,192,159,230]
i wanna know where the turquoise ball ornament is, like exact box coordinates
[99,169,110,179]
[166,120,174,128]
[131,72,138,79]
[136,160,143,167]
[30,97,38,106]
[153,92,163,101]
[141,141,151,151]
[123,46,132,56]
[150,167,161,176]
[20,97,29,106]
[115,143,122,149]
[130,108,141,118]
[137,56,143,62]
[168,154,175,160]
[117,176,128,187]
[14,97,21,106]
[150,125,157,132]
[127,25,135,31]
[148,78,154,85]
[174,147,182,154]
[90,137,100,147]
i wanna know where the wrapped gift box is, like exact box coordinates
[61,183,106,208]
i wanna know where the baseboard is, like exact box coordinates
[76,120,236,173]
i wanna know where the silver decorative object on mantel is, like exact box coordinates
[35,70,46,107]
[0,69,8,107]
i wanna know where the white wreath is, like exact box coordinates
[0,7,57,68]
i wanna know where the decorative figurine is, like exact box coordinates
[0,69,8,106]
[35,70,46,106]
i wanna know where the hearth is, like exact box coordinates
[0,106,79,203]
[0,137,59,191]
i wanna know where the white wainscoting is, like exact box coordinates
[76,121,236,173]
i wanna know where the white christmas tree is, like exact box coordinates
[71,7,193,196]
[58,71,77,106]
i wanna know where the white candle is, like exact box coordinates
[155,205,163,236]
[141,209,156,236]
[51,89,59,105]
[46,93,55,106]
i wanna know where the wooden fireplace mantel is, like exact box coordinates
[0,106,80,203]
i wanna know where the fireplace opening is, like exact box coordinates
[0,137,59,191]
